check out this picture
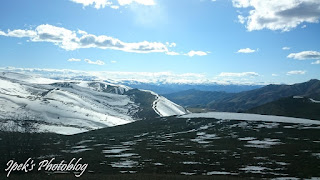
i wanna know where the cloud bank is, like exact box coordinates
[0,24,206,57]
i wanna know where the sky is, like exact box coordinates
[0,0,319,85]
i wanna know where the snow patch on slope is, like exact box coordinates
[154,96,187,117]
[141,90,187,117]
[77,81,131,95]
[1,71,57,84]
[310,98,320,103]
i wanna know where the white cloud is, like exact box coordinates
[6,29,37,38]
[272,74,278,76]
[0,30,6,36]
[232,0,320,32]
[0,24,208,57]
[77,29,88,35]
[84,59,105,65]
[238,15,246,24]
[0,24,179,54]
[237,48,256,53]
[32,24,79,50]
[186,50,208,57]
[287,70,306,75]
[218,72,259,77]
[78,35,169,53]
[117,0,155,6]
[166,51,180,56]
[287,51,320,60]
[311,60,320,64]
[70,0,155,9]
[301,24,307,28]
[110,5,119,9]
[282,47,290,50]
[68,58,81,62]
[111,60,117,63]
[70,0,112,9]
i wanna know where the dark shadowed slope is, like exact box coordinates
[245,96,320,120]
[208,79,320,112]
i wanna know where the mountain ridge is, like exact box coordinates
[245,96,320,120]
[164,79,320,116]
[208,79,320,112]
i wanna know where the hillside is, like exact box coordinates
[245,96,320,120]
[0,72,187,135]
[208,79,320,112]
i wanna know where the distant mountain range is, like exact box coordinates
[163,89,234,107]
[122,82,263,94]
[164,79,320,119]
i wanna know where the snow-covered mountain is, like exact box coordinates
[0,72,187,135]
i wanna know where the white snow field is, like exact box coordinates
[153,96,187,117]
[181,112,320,125]
[0,72,186,135]
[140,89,187,117]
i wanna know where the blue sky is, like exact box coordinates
[0,0,319,84]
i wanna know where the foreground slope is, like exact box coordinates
[0,72,187,134]
[1,115,319,179]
